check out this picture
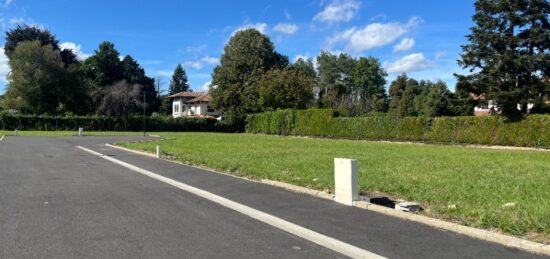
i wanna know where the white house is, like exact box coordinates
[168,91,220,118]
[471,93,535,116]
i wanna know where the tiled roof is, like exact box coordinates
[186,93,212,103]
[167,91,205,98]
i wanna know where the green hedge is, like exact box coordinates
[246,109,550,148]
[0,114,232,132]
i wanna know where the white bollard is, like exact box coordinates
[334,158,359,206]
[78,128,84,137]
[15,129,18,136]
[156,146,162,159]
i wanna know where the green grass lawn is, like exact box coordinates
[116,132,550,242]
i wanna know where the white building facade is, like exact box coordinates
[169,92,220,118]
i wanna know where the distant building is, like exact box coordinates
[470,93,535,116]
[168,91,220,118]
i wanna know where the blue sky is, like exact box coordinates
[0,0,476,94]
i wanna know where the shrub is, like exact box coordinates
[0,114,232,132]
[246,109,550,148]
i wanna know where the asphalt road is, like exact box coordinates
[0,136,546,258]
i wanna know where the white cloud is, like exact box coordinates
[273,23,298,34]
[0,47,10,83]
[155,70,172,77]
[293,54,310,62]
[434,51,446,59]
[201,81,212,91]
[201,56,219,65]
[384,53,432,74]
[393,38,415,52]
[4,0,13,7]
[233,22,267,35]
[326,16,421,52]
[8,17,23,24]
[184,61,203,70]
[184,44,207,55]
[313,0,361,24]
[184,56,220,70]
[59,42,91,61]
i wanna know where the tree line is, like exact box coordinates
[210,29,473,127]
[0,25,160,123]
[211,0,549,126]
[1,0,548,128]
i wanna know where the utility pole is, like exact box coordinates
[143,91,146,136]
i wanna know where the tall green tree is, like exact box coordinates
[211,28,288,126]
[2,41,82,114]
[316,51,357,109]
[4,25,59,59]
[257,68,314,110]
[80,41,124,113]
[388,74,418,117]
[457,0,550,117]
[81,41,124,88]
[169,64,189,94]
[4,24,78,68]
[288,58,316,79]
[352,56,388,112]
[121,55,158,114]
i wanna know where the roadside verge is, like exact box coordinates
[106,142,550,256]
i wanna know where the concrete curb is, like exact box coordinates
[353,201,550,256]
[105,143,550,256]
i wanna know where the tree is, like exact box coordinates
[81,41,124,89]
[4,25,59,59]
[80,42,159,115]
[2,41,79,114]
[121,55,158,114]
[388,74,419,117]
[457,0,550,117]
[169,64,189,94]
[4,24,79,69]
[352,56,388,112]
[258,69,314,110]
[211,28,288,126]
[97,80,143,128]
[289,58,316,79]
[316,51,357,109]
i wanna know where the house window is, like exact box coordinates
[207,105,215,113]
[174,104,179,113]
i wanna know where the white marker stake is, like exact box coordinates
[78,128,84,137]
[156,146,162,159]
[334,158,359,206]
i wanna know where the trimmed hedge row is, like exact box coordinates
[246,109,550,148]
[0,114,232,132]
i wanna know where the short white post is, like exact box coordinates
[15,129,18,136]
[78,128,84,137]
[156,146,162,159]
[334,158,359,206]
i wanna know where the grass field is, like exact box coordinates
[115,132,550,242]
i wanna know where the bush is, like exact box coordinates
[0,114,232,132]
[430,115,550,148]
[246,109,550,148]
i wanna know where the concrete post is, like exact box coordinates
[156,146,162,159]
[334,158,359,206]
[15,129,18,136]
[78,128,84,137]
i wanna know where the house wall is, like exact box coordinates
[172,99,184,118]
[172,100,220,118]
